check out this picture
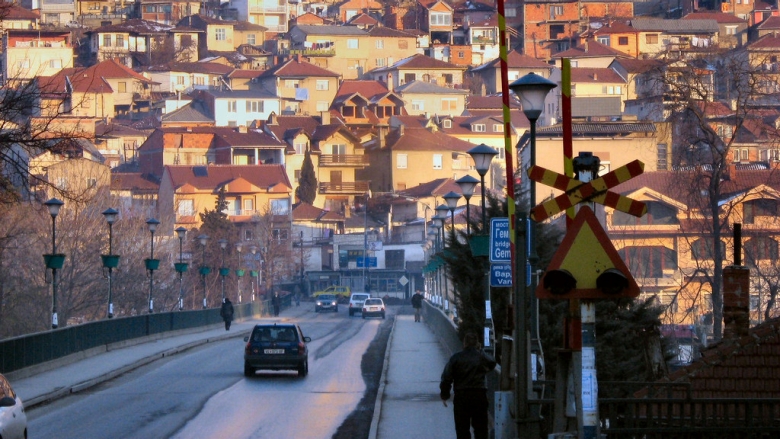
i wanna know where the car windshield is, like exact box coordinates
[353,295,369,301]
[252,326,297,342]
[319,294,336,301]
[364,299,382,305]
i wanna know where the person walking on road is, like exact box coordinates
[220,298,234,331]
[272,292,281,316]
[411,290,423,322]
[440,332,497,439]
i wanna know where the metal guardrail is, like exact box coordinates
[0,298,290,374]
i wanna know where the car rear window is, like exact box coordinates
[252,326,298,342]
[364,299,382,305]
[353,294,369,301]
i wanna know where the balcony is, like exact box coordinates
[249,5,288,13]
[319,181,369,194]
[279,48,336,57]
[319,154,369,167]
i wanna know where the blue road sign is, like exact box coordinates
[490,264,512,287]
[357,257,377,268]
[489,218,511,263]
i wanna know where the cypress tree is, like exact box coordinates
[296,148,317,204]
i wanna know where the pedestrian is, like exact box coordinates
[295,290,301,307]
[220,298,234,331]
[440,332,497,439]
[272,291,281,316]
[411,289,424,322]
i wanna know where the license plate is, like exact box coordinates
[367,307,379,311]
[264,349,285,354]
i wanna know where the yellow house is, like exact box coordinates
[365,54,466,89]
[288,25,373,79]
[3,29,74,86]
[30,151,111,201]
[257,56,341,115]
[394,80,468,117]
[158,164,292,231]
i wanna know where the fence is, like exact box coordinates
[0,297,291,375]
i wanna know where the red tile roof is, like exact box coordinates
[569,67,626,83]
[554,40,629,59]
[383,124,476,152]
[399,178,464,198]
[260,57,340,78]
[748,34,780,50]
[683,12,748,24]
[164,164,291,192]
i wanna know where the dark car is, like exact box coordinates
[315,294,338,312]
[244,323,311,377]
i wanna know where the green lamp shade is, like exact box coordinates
[236,269,246,277]
[44,253,66,269]
[199,266,211,275]
[144,258,160,270]
[101,254,120,268]
[219,268,230,276]
[175,262,189,273]
[250,270,259,278]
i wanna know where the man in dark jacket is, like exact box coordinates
[440,332,497,439]
[411,290,423,322]
[220,298,234,330]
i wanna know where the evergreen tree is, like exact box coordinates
[295,148,317,204]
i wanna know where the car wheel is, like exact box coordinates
[298,359,308,377]
[382,312,386,319]
[244,361,255,377]
[349,309,353,316]
[362,313,366,319]
[335,306,339,312]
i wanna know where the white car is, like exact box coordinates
[362,298,386,319]
[348,293,370,316]
[0,373,27,439]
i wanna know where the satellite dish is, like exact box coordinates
[174,83,187,92]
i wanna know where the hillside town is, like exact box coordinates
[2,0,780,357]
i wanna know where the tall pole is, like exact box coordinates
[45,198,64,329]
[199,234,209,309]
[363,193,368,292]
[176,227,186,311]
[299,231,304,295]
[236,243,243,303]
[107,221,114,319]
[219,239,227,303]
[146,218,159,314]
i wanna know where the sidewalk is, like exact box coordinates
[371,314,456,439]
[10,305,310,408]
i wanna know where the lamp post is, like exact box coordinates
[299,231,305,296]
[435,204,450,246]
[456,175,479,236]
[198,234,209,308]
[175,227,188,311]
[43,198,64,329]
[363,191,371,293]
[235,242,244,303]
[250,245,258,301]
[101,208,119,319]
[509,71,557,437]
[428,226,439,305]
[145,218,160,313]
[219,239,228,303]
[467,144,498,233]
[443,192,461,233]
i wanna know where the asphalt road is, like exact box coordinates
[26,305,396,439]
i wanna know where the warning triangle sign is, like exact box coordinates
[536,206,639,299]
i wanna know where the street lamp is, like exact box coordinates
[299,231,305,297]
[250,245,258,302]
[101,208,119,319]
[467,144,498,233]
[175,227,188,311]
[219,239,229,303]
[198,234,210,309]
[43,198,64,329]
[435,204,450,247]
[235,242,244,303]
[145,218,160,313]
[456,175,479,235]
[443,191,461,232]
[509,71,557,437]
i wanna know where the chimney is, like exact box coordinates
[295,54,301,63]
[388,72,394,92]
[379,125,386,147]
[238,125,248,133]
[321,110,331,125]
[723,223,750,339]
[593,73,598,81]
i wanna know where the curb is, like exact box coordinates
[368,314,397,439]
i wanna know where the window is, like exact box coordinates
[404,73,416,84]
[618,37,628,45]
[16,58,29,70]
[331,144,346,156]
[316,80,329,91]
[215,28,226,41]
[744,199,777,224]
[376,39,384,49]
[247,34,256,45]
[618,246,678,278]
[430,12,451,26]
[691,238,725,261]
[228,100,237,112]
[118,82,126,93]
[376,58,386,67]
[398,40,408,49]
[726,26,737,35]
[441,98,457,112]
[246,100,264,112]
[295,170,301,182]
[316,101,329,111]
[549,5,563,19]
[443,119,452,128]
[103,35,111,47]
[646,34,659,44]
[178,199,195,216]
[433,154,443,169]
[85,178,97,188]
[473,124,486,132]
[347,39,358,49]
[273,228,289,241]
[597,36,610,45]
[270,198,290,215]
[49,59,62,69]
[612,201,678,225]
[116,35,124,47]
[657,143,667,170]
[506,7,516,17]
[493,124,504,132]
[285,79,299,88]
[397,153,408,169]
[443,74,453,84]
[745,237,778,262]
[412,100,425,111]
[294,142,307,154]
[385,249,405,269]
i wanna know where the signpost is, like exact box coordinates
[490,218,511,263]
[490,264,513,287]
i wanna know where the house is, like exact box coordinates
[193,88,281,127]
[581,21,640,58]
[568,66,628,118]
[87,19,201,68]
[176,15,244,59]
[31,0,76,26]
[365,26,420,73]
[157,164,293,231]
[142,61,234,94]
[682,12,748,49]
[110,172,159,216]
[286,24,371,79]
[522,0,634,61]
[461,10,501,66]
[229,0,292,33]
[471,49,554,95]
[743,34,780,94]
[331,80,406,127]
[28,141,110,201]
[417,0,454,45]
[160,99,215,127]
[139,0,201,25]
[337,0,383,23]
[630,17,720,59]
[1,3,40,30]
[362,114,485,193]
[364,53,466,88]
[227,68,267,90]
[3,29,74,86]
[257,56,340,116]
[394,80,468,117]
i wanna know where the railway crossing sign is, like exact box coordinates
[528,160,647,222]
[535,206,640,299]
